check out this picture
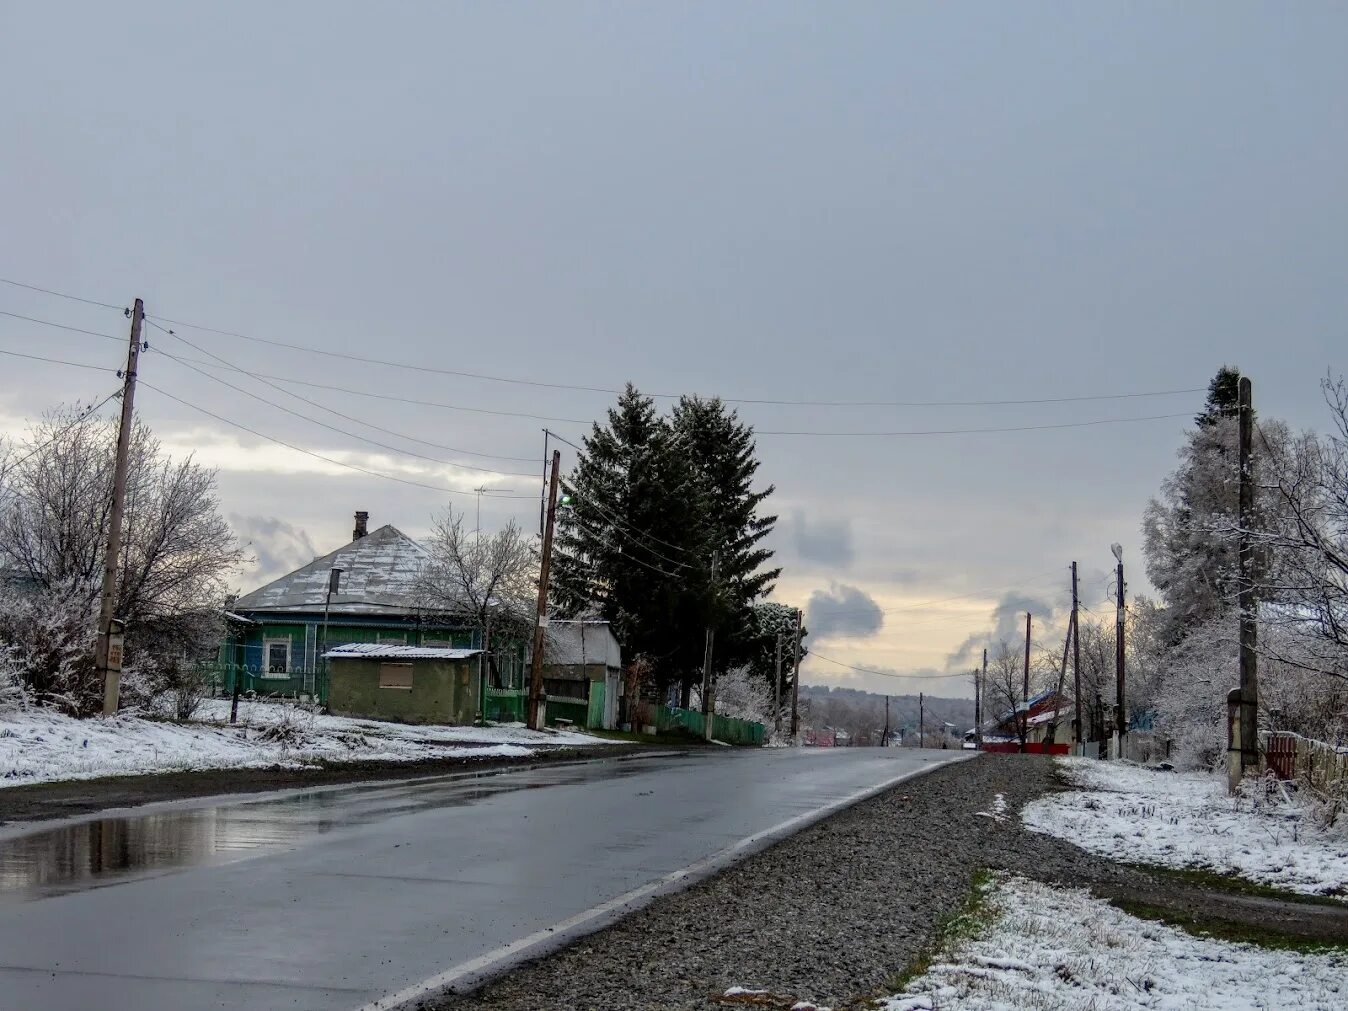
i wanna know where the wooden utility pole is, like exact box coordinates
[527,450,561,730]
[788,607,802,741]
[1021,611,1032,751]
[919,691,925,748]
[773,630,783,734]
[882,695,890,747]
[1071,561,1082,755]
[1113,545,1126,756]
[1237,376,1259,774]
[97,298,144,716]
[700,552,720,741]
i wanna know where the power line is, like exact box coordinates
[146,323,539,478]
[144,310,1204,407]
[1,388,124,471]
[139,380,534,500]
[0,277,124,311]
[756,413,1192,437]
[0,310,124,343]
[805,651,975,680]
[0,348,117,373]
[806,568,1062,619]
[137,351,592,426]
[3,278,1206,408]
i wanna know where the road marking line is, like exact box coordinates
[358,753,974,1010]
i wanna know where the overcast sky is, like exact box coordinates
[2,3,1343,698]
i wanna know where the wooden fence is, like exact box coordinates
[1261,731,1348,795]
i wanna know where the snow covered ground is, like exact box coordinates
[0,698,618,788]
[1023,758,1348,900]
[879,874,1348,1011]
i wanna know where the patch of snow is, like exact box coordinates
[1023,758,1348,900]
[0,698,618,788]
[880,874,1348,1010]
[974,793,1009,823]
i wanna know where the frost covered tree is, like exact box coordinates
[0,404,242,713]
[981,638,1049,751]
[417,507,538,687]
[1253,374,1348,686]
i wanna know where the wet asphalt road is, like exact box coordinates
[0,747,970,1011]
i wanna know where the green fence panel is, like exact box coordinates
[546,697,589,728]
[586,681,606,730]
[484,688,527,723]
[653,706,764,745]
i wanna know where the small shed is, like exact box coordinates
[324,643,482,725]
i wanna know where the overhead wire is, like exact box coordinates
[756,414,1192,437]
[139,380,534,500]
[0,348,118,373]
[146,321,540,477]
[1,388,124,471]
[805,651,978,680]
[0,310,124,343]
[0,277,1206,409]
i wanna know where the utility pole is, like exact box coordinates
[1237,376,1259,774]
[1072,561,1082,755]
[919,691,925,748]
[882,695,890,747]
[789,607,802,741]
[700,552,720,741]
[773,630,783,734]
[977,647,987,748]
[1112,544,1126,756]
[1021,611,1032,752]
[527,449,561,731]
[97,298,144,716]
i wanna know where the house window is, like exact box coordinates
[264,639,291,677]
[379,663,414,690]
[378,634,407,645]
[421,638,451,648]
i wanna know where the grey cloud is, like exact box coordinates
[806,583,883,640]
[232,514,319,587]
[793,511,854,568]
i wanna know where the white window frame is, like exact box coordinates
[263,637,291,678]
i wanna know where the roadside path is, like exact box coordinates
[431,754,1348,1011]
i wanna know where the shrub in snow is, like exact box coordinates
[0,578,100,714]
[713,664,775,727]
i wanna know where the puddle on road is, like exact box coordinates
[0,754,670,902]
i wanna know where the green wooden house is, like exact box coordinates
[224,513,525,703]
[325,643,484,724]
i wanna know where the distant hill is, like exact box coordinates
[798,684,975,746]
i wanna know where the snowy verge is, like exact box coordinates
[1022,757,1348,900]
[879,874,1348,1011]
[0,699,617,788]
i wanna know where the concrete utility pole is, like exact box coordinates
[919,691,925,748]
[1112,544,1126,755]
[701,552,720,741]
[527,449,561,731]
[773,630,783,734]
[1237,376,1259,774]
[1021,611,1032,752]
[977,647,986,748]
[97,298,144,716]
[789,607,802,741]
[1072,561,1082,756]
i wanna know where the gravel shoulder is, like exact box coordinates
[421,754,1348,1011]
[0,744,647,826]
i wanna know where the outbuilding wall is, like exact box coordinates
[327,657,479,724]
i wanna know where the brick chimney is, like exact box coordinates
[353,511,369,540]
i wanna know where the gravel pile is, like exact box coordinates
[419,754,1348,1011]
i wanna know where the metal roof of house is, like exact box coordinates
[233,525,431,617]
[324,643,482,661]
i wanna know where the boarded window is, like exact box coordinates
[378,663,414,690]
